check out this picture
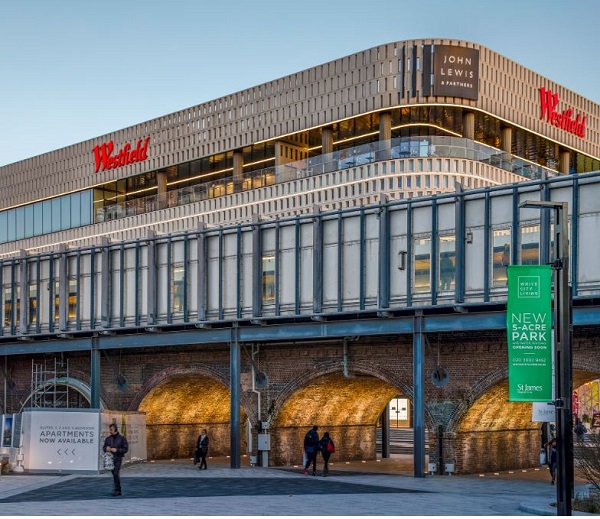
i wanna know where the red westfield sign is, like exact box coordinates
[539,87,586,138]
[93,138,150,173]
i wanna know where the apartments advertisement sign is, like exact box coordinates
[506,265,552,402]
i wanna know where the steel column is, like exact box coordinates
[454,185,465,303]
[413,311,426,478]
[554,203,573,516]
[313,206,323,314]
[19,250,28,335]
[378,195,390,309]
[252,214,262,318]
[230,327,241,468]
[90,336,101,408]
[101,237,111,329]
[381,408,390,458]
[146,231,157,327]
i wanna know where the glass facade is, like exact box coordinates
[2,103,598,247]
[0,190,93,245]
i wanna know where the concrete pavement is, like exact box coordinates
[0,456,594,516]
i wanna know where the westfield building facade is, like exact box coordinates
[1,38,599,255]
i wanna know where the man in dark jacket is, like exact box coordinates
[103,423,129,496]
[196,429,209,470]
[303,425,319,476]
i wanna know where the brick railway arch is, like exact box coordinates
[446,363,600,474]
[131,364,250,460]
[268,360,425,466]
[19,376,108,411]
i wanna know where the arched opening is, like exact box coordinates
[456,380,538,473]
[138,373,247,460]
[19,377,98,411]
[271,373,399,466]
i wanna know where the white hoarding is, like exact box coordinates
[100,412,147,463]
[22,409,100,472]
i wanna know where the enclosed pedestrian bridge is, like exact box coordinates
[2,171,600,476]
[1,170,599,338]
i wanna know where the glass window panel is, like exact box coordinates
[51,198,61,232]
[29,285,37,325]
[15,207,25,240]
[42,200,52,234]
[520,225,540,265]
[414,237,431,293]
[262,255,275,302]
[24,205,34,238]
[70,192,81,228]
[80,190,93,226]
[61,195,71,230]
[172,265,185,313]
[3,287,11,327]
[7,210,16,242]
[492,228,511,287]
[68,279,78,320]
[439,235,456,292]
[33,203,43,236]
[54,280,60,323]
[0,211,7,244]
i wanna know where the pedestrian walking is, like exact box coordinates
[103,423,129,496]
[544,436,557,485]
[574,419,587,441]
[302,425,319,476]
[319,431,335,476]
[197,428,209,470]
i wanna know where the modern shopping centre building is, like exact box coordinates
[2,38,599,253]
[1,39,600,475]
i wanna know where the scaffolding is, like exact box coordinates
[30,358,70,408]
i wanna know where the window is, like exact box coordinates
[413,237,431,293]
[492,228,511,287]
[68,279,78,320]
[520,225,540,265]
[28,285,37,325]
[172,265,185,313]
[439,235,456,292]
[262,255,275,302]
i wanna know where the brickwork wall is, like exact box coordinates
[2,329,599,474]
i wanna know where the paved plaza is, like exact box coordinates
[0,457,593,516]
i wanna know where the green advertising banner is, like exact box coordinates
[506,265,553,402]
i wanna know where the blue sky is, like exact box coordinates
[1,0,599,167]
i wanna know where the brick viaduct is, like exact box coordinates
[4,327,599,475]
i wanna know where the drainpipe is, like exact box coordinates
[342,338,349,377]
[251,344,261,424]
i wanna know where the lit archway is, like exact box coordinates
[272,372,400,465]
[138,373,247,460]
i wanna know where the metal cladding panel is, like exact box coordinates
[412,204,433,234]
[489,191,517,224]
[465,198,486,227]
[340,222,362,306]
[297,222,314,310]
[221,233,239,317]
[437,202,456,232]
[322,220,340,305]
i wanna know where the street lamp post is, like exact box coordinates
[520,200,573,516]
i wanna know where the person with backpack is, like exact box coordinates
[302,425,319,476]
[574,419,587,441]
[319,431,335,477]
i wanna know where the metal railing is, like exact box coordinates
[96,137,557,223]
